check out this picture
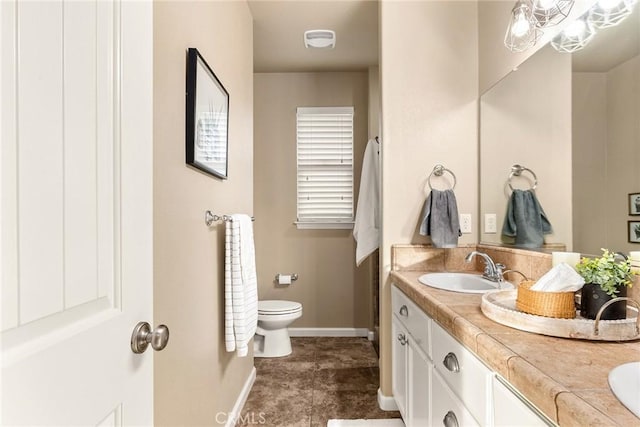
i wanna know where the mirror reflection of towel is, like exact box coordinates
[502,189,552,248]
[419,189,461,248]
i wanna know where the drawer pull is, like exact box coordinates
[443,410,459,427]
[443,352,460,373]
[399,305,409,316]
[397,333,408,346]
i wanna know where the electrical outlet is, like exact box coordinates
[460,214,472,234]
[485,213,497,233]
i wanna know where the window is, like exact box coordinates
[296,107,354,229]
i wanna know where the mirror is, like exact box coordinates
[480,6,640,255]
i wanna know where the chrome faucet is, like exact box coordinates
[465,251,505,283]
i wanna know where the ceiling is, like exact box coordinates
[248,0,379,72]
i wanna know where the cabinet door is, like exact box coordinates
[408,341,431,427]
[493,376,549,426]
[392,316,408,419]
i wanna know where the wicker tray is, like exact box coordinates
[481,290,640,341]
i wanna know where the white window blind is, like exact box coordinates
[296,107,354,228]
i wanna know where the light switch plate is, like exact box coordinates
[460,214,472,234]
[485,213,497,233]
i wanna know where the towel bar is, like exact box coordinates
[205,211,255,226]
[427,164,457,190]
[508,164,538,191]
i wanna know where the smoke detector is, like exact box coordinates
[303,30,336,49]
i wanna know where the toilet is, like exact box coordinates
[254,300,302,358]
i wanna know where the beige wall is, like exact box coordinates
[368,66,381,140]
[480,47,573,249]
[153,2,254,426]
[253,72,372,329]
[573,72,607,254]
[605,55,640,253]
[572,56,639,255]
[379,0,479,395]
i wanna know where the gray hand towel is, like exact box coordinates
[419,189,461,248]
[501,189,552,248]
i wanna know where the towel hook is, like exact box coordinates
[508,164,538,192]
[428,164,457,190]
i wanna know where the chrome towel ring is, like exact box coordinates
[508,164,538,191]
[428,164,457,190]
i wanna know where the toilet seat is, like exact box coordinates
[258,300,302,315]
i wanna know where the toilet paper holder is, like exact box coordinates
[274,273,298,282]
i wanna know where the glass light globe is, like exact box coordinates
[551,13,596,52]
[589,0,637,28]
[532,0,575,27]
[505,1,543,52]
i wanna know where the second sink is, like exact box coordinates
[418,272,514,294]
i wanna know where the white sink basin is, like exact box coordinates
[418,272,513,294]
[609,361,640,418]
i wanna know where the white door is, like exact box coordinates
[1,1,155,425]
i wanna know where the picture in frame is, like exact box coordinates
[630,193,640,216]
[186,48,229,179]
[630,221,640,244]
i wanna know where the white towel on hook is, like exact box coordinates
[224,214,258,356]
[353,139,380,266]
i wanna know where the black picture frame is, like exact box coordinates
[185,48,229,179]
[629,193,640,216]
[630,221,640,244]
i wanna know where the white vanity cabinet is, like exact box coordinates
[391,286,432,427]
[391,284,551,427]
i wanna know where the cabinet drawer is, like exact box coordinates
[392,285,431,358]
[432,321,491,425]
[432,368,479,427]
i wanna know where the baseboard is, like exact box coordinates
[367,330,375,341]
[288,327,370,337]
[377,388,399,411]
[225,366,256,427]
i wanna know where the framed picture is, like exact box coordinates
[630,221,640,243]
[630,193,640,215]
[186,48,229,179]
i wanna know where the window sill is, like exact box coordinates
[295,221,354,230]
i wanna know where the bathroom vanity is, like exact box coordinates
[389,245,640,427]
[392,284,550,427]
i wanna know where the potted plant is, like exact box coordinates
[576,249,636,320]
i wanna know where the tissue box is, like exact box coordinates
[516,280,576,319]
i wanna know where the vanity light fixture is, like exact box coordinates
[588,0,637,28]
[531,0,575,27]
[550,12,596,52]
[303,30,336,49]
[504,0,543,52]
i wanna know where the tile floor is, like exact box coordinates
[239,337,401,427]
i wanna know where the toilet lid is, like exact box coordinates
[258,300,302,314]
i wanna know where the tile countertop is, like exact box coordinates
[390,270,640,427]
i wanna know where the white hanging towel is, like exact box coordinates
[353,139,380,266]
[224,214,258,357]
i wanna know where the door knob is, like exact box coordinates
[131,322,170,354]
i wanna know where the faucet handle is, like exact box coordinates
[494,263,506,280]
